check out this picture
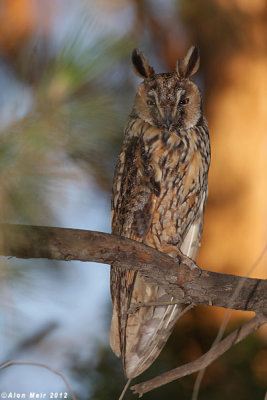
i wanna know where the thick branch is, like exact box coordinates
[131,313,267,396]
[0,223,266,313]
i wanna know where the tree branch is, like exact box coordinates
[131,312,267,397]
[0,223,266,313]
[0,360,77,400]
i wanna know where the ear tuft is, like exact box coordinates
[176,45,200,79]
[132,49,155,79]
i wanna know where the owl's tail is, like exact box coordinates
[110,198,205,378]
[121,204,204,378]
[122,278,183,378]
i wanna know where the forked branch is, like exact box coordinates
[0,223,266,313]
[0,223,266,398]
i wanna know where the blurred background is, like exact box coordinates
[0,0,266,399]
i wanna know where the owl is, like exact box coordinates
[110,46,210,379]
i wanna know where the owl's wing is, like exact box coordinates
[110,132,157,360]
[180,192,207,260]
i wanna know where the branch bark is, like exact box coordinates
[0,223,266,313]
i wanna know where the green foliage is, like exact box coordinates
[0,24,134,223]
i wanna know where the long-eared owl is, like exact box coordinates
[110,46,210,378]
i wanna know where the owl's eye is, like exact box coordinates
[146,99,155,106]
[180,98,190,105]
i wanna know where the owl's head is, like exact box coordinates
[131,46,202,131]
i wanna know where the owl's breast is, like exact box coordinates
[142,128,206,253]
[143,127,188,174]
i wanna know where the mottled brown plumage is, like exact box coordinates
[110,46,210,378]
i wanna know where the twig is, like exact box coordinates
[0,360,77,399]
[128,300,185,314]
[131,313,267,397]
[119,378,132,400]
[128,301,194,315]
[176,303,195,319]
[192,243,267,400]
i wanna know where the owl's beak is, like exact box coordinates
[165,106,172,129]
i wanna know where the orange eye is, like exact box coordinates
[146,99,155,106]
[180,98,189,105]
